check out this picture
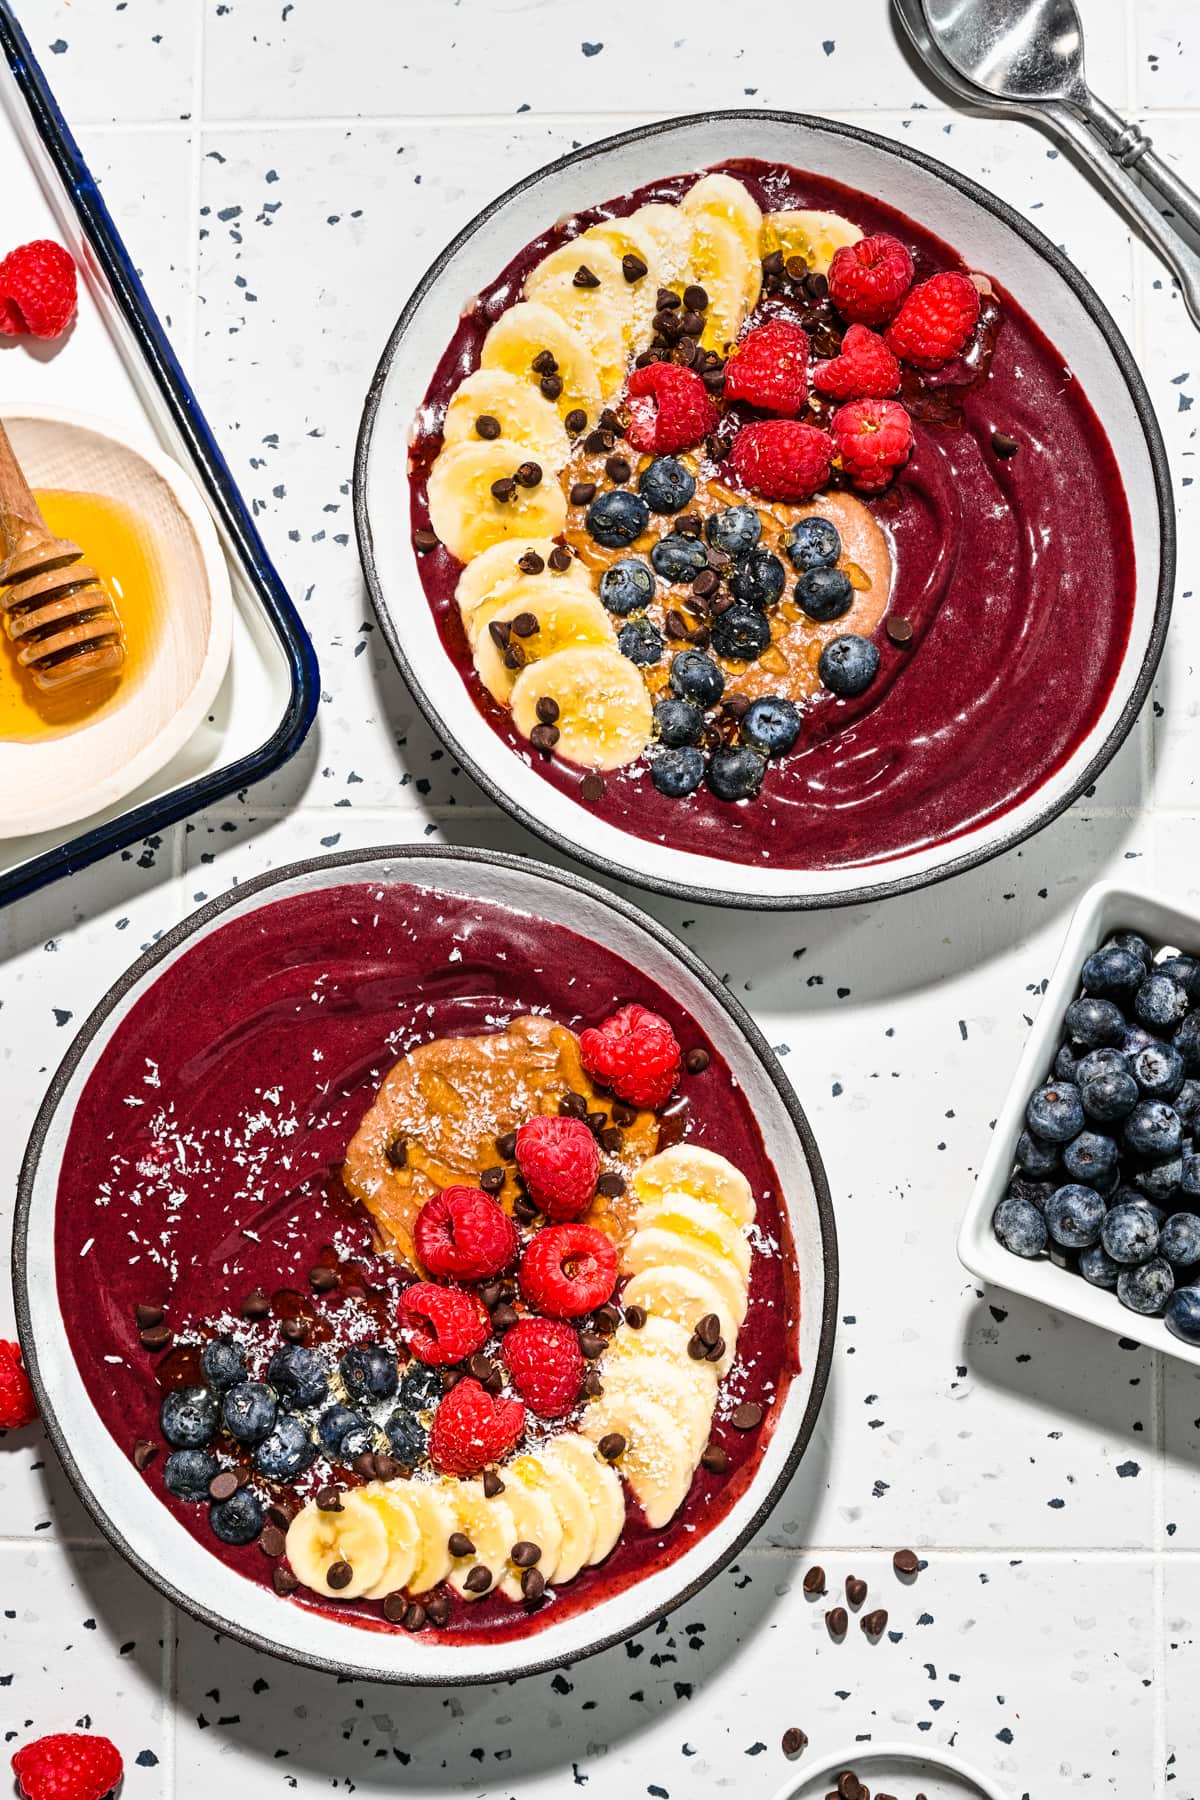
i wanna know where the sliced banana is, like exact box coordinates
[404,1479,459,1594]
[359,1482,422,1601]
[284,1489,390,1601]
[582,218,662,349]
[527,236,634,345]
[621,1263,741,1365]
[681,173,763,312]
[540,1432,626,1567]
[444,1479,517,1600]
[601,1350,712,1462]
[497,1460,565,1598]
[427,438,567,564]
[509,644,653,770]
[632,1143,757,1228]
[684,209,751,354]
[623,1226,748,1329]
[480,300,603,426]
[472,586,615,706]
[605,1313,714,1384]
[582,1391,694,1530]
[761,209,862,275]
[630,202,693,287]
[454,538,587,625]
[510,1450,596,1584]
[443,369,570,469]
[520,270,627,400]
[636,1191,753,1285]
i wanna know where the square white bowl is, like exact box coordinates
[959,880,1200,1365]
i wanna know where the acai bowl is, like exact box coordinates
[356,111,1171,910]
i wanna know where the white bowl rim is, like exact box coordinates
[770,1734,1010,1800]
[14,841,838,1684]
[353,106,1175,914]
[1,401,235,837]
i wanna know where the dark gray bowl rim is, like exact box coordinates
[14,842,838,1686]
[353,106,1175,914]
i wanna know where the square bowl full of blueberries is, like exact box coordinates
[960,882,1200,1361]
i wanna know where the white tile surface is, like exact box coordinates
[3,0,1198,1793]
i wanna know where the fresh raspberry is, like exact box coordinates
[514,1114,599,1219]
[728,418,832,503]
[579,1002,682,1109]
[827,233,914,326]
[831,398,915,494]
[812,323,901,402]
[724,319,809,414]
[428,1377,525,1476]
[399,1282,490,1366]
[11,1734,123,1800]
[519,1223,618,1319]
[0,1339,37,1430]
[500,1316,584,1418]
[625,362,718,455]
[885,271,981,371]
[413,1186,518,1281]
[0,240,77,340]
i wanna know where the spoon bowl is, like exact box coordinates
[923,0,1088,104]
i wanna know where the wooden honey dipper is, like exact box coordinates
[0,418,125,691]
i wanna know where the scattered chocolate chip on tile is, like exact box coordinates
[861,1607,888,1637]
[825,1605,848,1637]
[845,1574,867,1607]
[893,1547,920,1576]
[781,1726,808,1758]
[802,1564,826,1596]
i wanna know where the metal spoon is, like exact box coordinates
[893,0,1200,325]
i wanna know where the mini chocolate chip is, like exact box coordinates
[599,1126,623,1153]
[581,774,605,803]
[511,1540,541,1568]
[413,527,439,553]
[992,430,1020,458]
[598,1432,626,1461]
[683,283,708,312]
[665,610,690,641]
[586,1110,608,1135]
[316,1486,343,1512]
[596,1171,626,1198]
[281,1316,310,1345]
[466,1353,495,1383]
[570,480,597,507]
[656,286,681,310]
[687,625,710,648]
[353,1451,380,1481]
[510,609,539,638]
[482,1470,505,1498]
[260,1525,286,1558]
[536,695,560,724]
[382,1591,407,1624]
[491,1302,519,1332]
[785,255,810,283]
[139,1324,173,1351]
[684,1046,712,1074]
[583,1367,604,1398]
[705,1336,726,1363]
[531,349,558,375]
[862,1608,888,1637]
[374,1454,401,1483]
[559,1089,588,1117]
[404,1601,428,1630]
[673,338,697,367]
[730,1401,763,1430]
[326,1559,353,1591]
[893,1547,920,1576]
[687,1333,709,1362]
[593,1303,621,1334]
[826,1606,848,1636]
[579,1331,606,1360]
[548,545,573,572]
[513,1196,539,1225]
[132,1439,158,1472]
[515,461,543,489]
[762,250,785,276]
[624,1304,647,1329]
[518,549,545,574]
[496,1130,518,1159]
[885,616,914,646]
[675,512,703,536]
[782,1727,809,1758]
[584,428,615,454]
[610,1100,637,1125]
[272,1565,300,1595]
[564,407,588,434]
[386,1135,408,1168]
[521,1565,546,1601]
[838,1775,863,1800]
[695,1312,721,1348]
[805,271,829,300]
[701,1442,730,1474]
[475,413,501,440]
[490,476,517,503]
[267,1499,299,1531]
[846,1575,868,1607]
[802,1564,827,1596]
[480,1165,505,1193]
[530,722,559,756]
[605,454,631,484]
[308,1265,338,1292]
[448,1530,476,1558]
[209,1469,239,1502]
[134,1303,164,1330]
[702,367,727,392]
[705,433,726,462]
[504,641,527,670]
[540,372,564,401]
[722,691,751,719]
[622,253,648,282]
[478,1282,503,1311]
[573,263,601,288]
[691,568,719,599]
[425,1594,452,1626]
[464,1564,493,1594]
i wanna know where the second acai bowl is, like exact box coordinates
[357,112,1170,908]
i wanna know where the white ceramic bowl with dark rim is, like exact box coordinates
[15,844,836,1685]
[354,109,1173,913]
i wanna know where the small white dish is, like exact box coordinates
[0,405,234,837]
[959,880,1200,1364]
[772,1737,1009,1800]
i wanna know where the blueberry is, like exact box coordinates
[1135,972,1190,1032]
[1080,1068,1139,1124]
[586,489,649,549]
[795,566,854,623]
[163,1448,218,1501]
[618,617,663,666]
[729,548,786,610]
[160,1386,218,1450]
[1101,1201,1161,1264]
[1117,1257,1175,1316]
[785,516,842,571]
[1130,1040,1186,1099]
[1124,1100,1182,1159]
[1175,1013,1200,1074]
[1053,1043,1080,1082]
[637,456,695,513]
[384,1409,428,1466]
[651,532,708,583]
[1045,1183,1106,1248]
[670,650,725,706]
[711,604,771,662]
[1026,1082,1086,1144]
[1080,1243,1122,1289]
[654,698,703,747]
[742,696,801,758]
[1123,1024,1158,1060]
[221,1380,278,1446]
[706,746,766,802]
[818,634,880,698]
[1161,1212,1200,1269]
[1176,1080,1200,1131]
[1157,954,1200,998]
[339,1342,398,1403]
[1166,1284,1200,1344]
[707,506,761,558]
[317,1404,368,1456]
[992,1196,1047,1258]
[1081,944,1145,999]
[1016,1130,1060,1178]
[338,1422,377,1462]
[254,1413,318,1480]
[210,1487,265,1546]
[1064,995,1126,1049]
[599,557,654,616]
[267,1344,329,1411]
[651,746,705,798]
[1132,1156,1183,1204]
[1008,1175,1055,1212]
[399,1365,443,1413]
[200,1338,246,1393]
[1182,1154,1200,1203]
[1076,1047,1127,1084]
[1062,1130,1118,1185]
[1109,930,1153,970]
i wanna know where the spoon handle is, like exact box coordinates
[1046,103,1200,328]
[1078,90,1200,244]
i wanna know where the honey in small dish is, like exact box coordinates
[0,487,162,742]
